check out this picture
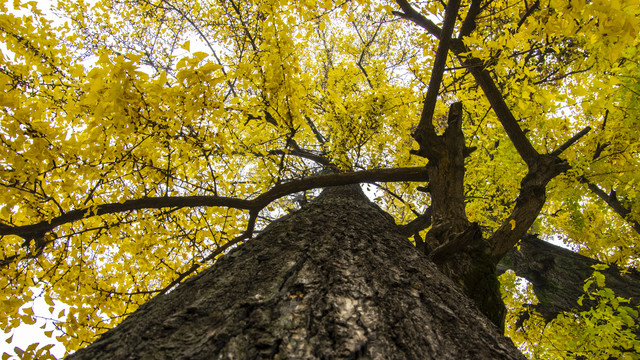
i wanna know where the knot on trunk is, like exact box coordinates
[426,222,506,328]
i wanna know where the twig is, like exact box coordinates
[159,211,257,294]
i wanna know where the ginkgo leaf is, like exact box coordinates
[1,0,639,357]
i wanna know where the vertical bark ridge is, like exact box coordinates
[67,185,524,359]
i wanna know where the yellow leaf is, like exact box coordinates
[44,294,55,307]
[193,52,208,61]
[21,315,36,325]
[509,219,516,230]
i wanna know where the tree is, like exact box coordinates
[66,184,527,359]
[0,0,639,358]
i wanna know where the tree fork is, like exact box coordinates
[412,102,506,327]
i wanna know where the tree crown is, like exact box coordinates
[1,0,639,358]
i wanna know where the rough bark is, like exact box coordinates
[499,235,640,321]
[412,102,505,328]
[67,185,524,359]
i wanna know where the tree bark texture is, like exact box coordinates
[499,234,640,321]
[411,102,505,328]
[67,185,524,359]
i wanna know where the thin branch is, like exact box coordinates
[351,20,378,89]
[227,0,260,52]
[159,0,238,97]
[266,138,338,170]
[517,0,540,30]
[304,116,328,145]
[371,183,421,216]
[159,210,258,294]
[266,148,335,169]
[579,177,640,235]
[413,0,462,148]
[533,65,594,86]
[550,126,591,156]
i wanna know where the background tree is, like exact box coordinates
[0,0,639,358]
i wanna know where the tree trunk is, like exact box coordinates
[67,185,524,359]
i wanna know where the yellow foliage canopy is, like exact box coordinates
[0,0,639,358]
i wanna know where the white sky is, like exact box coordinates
[0,285,68,358]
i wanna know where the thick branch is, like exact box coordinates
[429,222,481,265]
[488,127,591,258]
[0,167,429,240]
[392,2,540,168]
[252,167,429,207]
[398,207,432,236]
[421,102,467,224]
[499,234,640,321]
[489,156,570,259]
[457,58,539,167]
[0,197,252,240]
[393,0,442,37]
[458,0,482,39]
[550,126,591,156]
